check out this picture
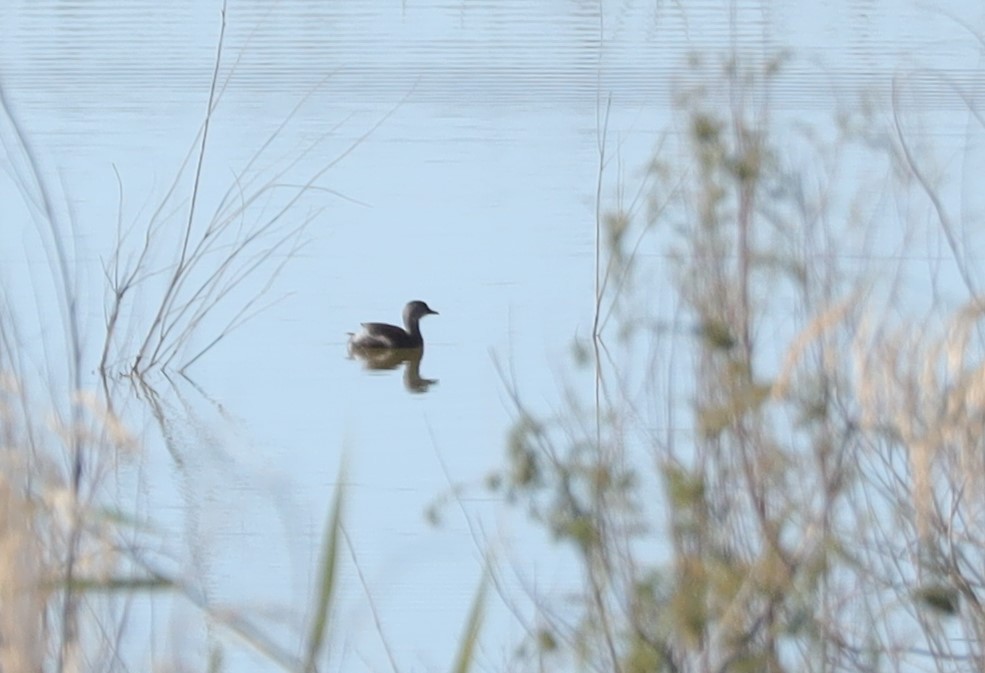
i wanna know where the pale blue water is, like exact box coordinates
[1,1,983,671]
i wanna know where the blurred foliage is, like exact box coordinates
[486,48,985,673]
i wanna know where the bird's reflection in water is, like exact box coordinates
[348,346,438,393]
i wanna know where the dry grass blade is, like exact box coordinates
[131,0,229,373]
[62,575,174,592]
[302,470,346,673]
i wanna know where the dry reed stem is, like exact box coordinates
[0,476,45,673]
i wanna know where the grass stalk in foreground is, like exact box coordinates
[450,568,488,673]
[302,467,345,673]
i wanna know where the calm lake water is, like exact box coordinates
[1,0,983,670]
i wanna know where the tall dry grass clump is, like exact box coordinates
[1,45,138,673]
[0,367,141,673]
[851,301,985,638]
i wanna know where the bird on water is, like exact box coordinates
[348,300,438,350]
